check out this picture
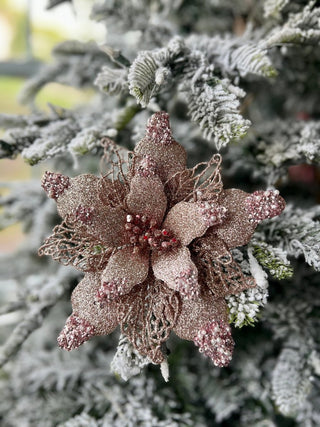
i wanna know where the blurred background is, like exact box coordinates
[0,0,105,252]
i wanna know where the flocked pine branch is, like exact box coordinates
[258,204,320,271]
[264,0,290,19]
[265,1,320,47]
[272,339,313,417]
[227,248,269,328]
[110,334,151,381]
[188,34,277,78]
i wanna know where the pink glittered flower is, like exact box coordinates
[39,112,285,366]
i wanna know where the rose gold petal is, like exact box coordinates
[55,173,126,248]
[57,174,101,218]
[213,189,257,249]
[84,206,126,248]
[100,247,149,299]
[118,279,180,364]
[134,112,187,182]
[192,234,256,297]
[126,174,167,225]
[70,272,119,336]
[173,286,228,341]
[98,177,128,208]
[163,201,227,246]
[152,246,200,298]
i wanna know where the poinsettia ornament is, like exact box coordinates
[39,112,285,368]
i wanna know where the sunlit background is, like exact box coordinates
[0,0,105,252]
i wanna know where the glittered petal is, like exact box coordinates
[83,206,126,248]
[99,247,149,299]
[57,174,101,218]
[117,279,180,364]
[134,112,187,182]
[70,272,119,336]
[213,189,257,249]
[97,177,128,208]
[152,246,200,298]
[173,286,228,341]
[126,175,167,224]
[38,218,112,273]
[163,201,227,246]
[54,174,127,248]
[164,153,223,207]
[192,235,256,297]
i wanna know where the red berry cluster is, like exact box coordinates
[125,214,179,252]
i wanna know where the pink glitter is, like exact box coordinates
[194,320,234,367]
[74,205,95,224]
[137,155,158,177]
[245,190,286,225]
[57,314,95,351]
[175,268,199,299]
[41,171,70,200]
[96,278,128,304]
[146,111,174,145]
[199,202,227,227]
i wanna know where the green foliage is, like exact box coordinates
[252,242,294,280]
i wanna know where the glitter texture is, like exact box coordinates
[57,314,95,351]
[146,111,174,144]
[245,190,286,225]
[194,320,235,367]
[175,268,199,299]
[74,205,95,224]
[41,171,70,200]
[199,202,227,227]
[39,111,285,366]
[97,278,129,303]
[137,155,158,177]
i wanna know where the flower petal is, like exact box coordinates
[126,174,167,225]
[117,279,180,364]
[152,246,200,298]
[163,201,227,246]
[38,219,113,273]
[56,174,101,218]
[134,112,187,182]
[99,247,149,300]
[213,189,257,249]
[192,234,256,297]
[47,173,126,248]
[173,285,228,341]
[70,272,119,336]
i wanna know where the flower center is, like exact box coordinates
[124,214,179,252]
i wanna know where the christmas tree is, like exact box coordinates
[1,1,320,425]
